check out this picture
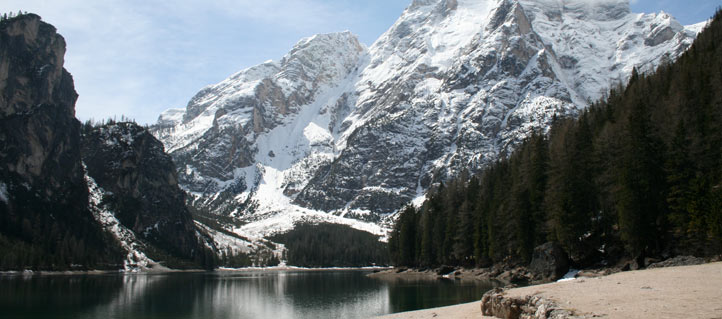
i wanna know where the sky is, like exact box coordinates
[3,0,720,125]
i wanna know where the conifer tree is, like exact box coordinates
[615,77,667,257]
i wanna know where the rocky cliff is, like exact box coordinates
[82,122,215,269]
[152,0,705,239]
[0,14,122,270]
[0,13,82,205]
[0,14,214,271]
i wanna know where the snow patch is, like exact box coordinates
[411,194,427,208]
[157,108,185,126]
[0,182,8,204]
[195,221,253,255]
[685,20,710,35]
[303,122,333,146]
[236,207,386,241]
[557,269,580,282]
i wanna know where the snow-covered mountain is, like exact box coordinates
[152,0,705,239]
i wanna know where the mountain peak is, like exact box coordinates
[292,31,360,48]
[279,31,366,89]
[286,31,364,62]
[409,0,440,9]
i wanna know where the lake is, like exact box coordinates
[0,270,498,319]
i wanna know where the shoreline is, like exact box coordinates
[0,265,391,277]
[0,268,206,276]
[376,261,722,318]
[367,267,505,282]
[366,264,543,285]
[216,265,391,273]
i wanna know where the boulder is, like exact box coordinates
[529,242,570,282]
[480,288,577,319]
[436,265,456,275]
[480,288,525,319]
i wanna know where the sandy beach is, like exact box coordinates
[376,300,487,319]
[376,262,722,318]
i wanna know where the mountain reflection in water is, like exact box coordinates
[0,270,498,319]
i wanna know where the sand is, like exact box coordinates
[376,262,722,319]
[376,300,489,319]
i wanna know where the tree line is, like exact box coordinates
[271,223,389,267]
[0,11,29,21]
[389,10,722,269]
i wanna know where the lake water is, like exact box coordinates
[0,270,498,319]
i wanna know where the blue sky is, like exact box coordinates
[3,0,720,124]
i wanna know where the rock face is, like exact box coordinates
[529,242,570,282]
[152,0,704,238]
[0,14,122,269]
[0,14,83,204]
[81,122,211,266]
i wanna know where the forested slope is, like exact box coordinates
[271,223,389,267]
[389,10,722,269]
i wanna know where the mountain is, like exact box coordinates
[152,0,705,240]
[0,13,214,271]
[0,14,123,270]
[388,9,722,269]
[81,121,216,269]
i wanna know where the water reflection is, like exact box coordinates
[0,274,124,319]
[0,270,497,319]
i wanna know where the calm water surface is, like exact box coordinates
[0,270,498,319]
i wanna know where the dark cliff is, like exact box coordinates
[0,14,122,270]
[0,14,213,270]
[81,122,215,268]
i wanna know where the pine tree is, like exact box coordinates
[398,206,418,266]
[473,169,494,266]
[419,194,440,267]
[666,120,697,243]
[453,199,475,266]
[615,80,668,257]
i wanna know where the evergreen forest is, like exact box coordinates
[271,223,389,267]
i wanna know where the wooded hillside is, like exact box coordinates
[389,10,722,269]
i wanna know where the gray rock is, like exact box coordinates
[647,256,706,269]
[529,242,570,282]
[481,288,580,319]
